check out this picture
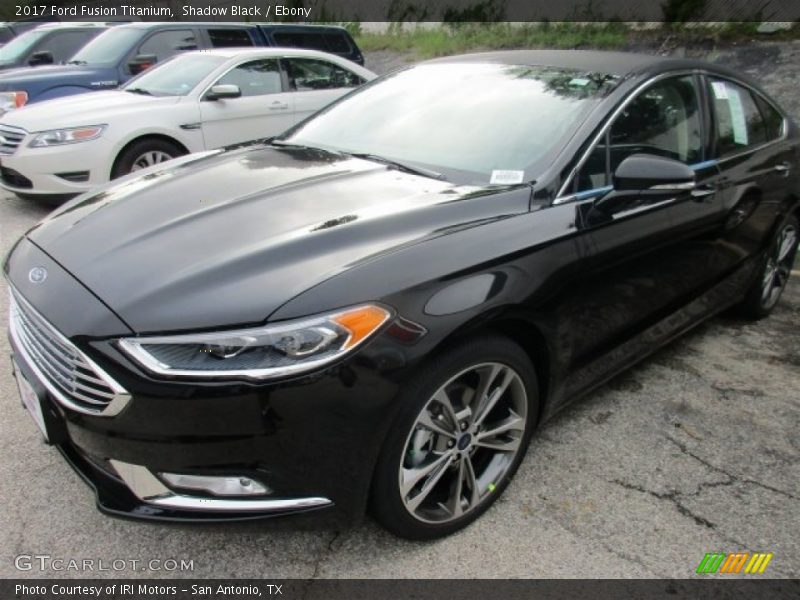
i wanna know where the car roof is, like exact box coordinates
[30,22,109,31]
[115,21,259,30]
[182,47,356,60]
[424,49,735,78]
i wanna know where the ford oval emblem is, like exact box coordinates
[28,266,47,284]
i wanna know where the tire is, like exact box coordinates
[737,214,799,320]
[111,138,185,179]
[370,334,539,540]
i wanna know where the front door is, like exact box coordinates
[200,58,296,149]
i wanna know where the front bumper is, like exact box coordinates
[5,240,402,525]
[0,137,113,196]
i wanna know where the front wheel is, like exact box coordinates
[738,214,798,319]
[371,335,539,540]
[112,138,185,179]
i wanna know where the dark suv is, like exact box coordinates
[259,24,364,65]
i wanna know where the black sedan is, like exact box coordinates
[4,50,799,540]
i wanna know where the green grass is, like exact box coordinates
[355,23,630,58]
[355,22,799,60]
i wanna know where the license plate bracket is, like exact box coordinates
[13,359,51,442]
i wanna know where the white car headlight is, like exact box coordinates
[0,91,28,113]
[118,304,392,380]
[29,125,106,148]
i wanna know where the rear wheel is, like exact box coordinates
[112,138,185,179]
[738,215,798,319]
[371,335,539,540]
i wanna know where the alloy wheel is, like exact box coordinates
[398,362,528,524]
[131,150,174,172]
[761,223,798,309]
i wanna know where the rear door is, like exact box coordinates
[705,75,795,262]
[199,58,295,148]
[282,56,366,124]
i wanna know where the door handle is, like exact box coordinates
[690,185,716,202]
[269,102,289,111]
[774,162,790,176]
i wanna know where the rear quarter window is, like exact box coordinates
[709,78,768,157]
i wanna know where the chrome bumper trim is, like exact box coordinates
[109,460,332,513]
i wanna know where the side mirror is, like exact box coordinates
[612,153,695,192]
[589,154,696,222]
[205,84,242,101]
[128,54,157,75]
[28,50,54,66]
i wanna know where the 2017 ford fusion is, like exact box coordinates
[5,51,799,539]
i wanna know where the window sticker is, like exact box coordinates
[726,88,749,145]
[490,170,525,185]
[711,81,728,100]
[569,77,590,87]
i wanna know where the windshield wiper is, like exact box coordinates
[270,140,335,152]
[125,87,153,96]
[345,152,444,181]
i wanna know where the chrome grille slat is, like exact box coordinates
[15,309,77,374]
[9,290,131,416]
[0,124,27,156]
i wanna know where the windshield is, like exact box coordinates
[0,29,48,63]
[281,63,617,184]
[69,27,142,65]
[122,54,226,96]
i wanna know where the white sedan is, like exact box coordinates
[0,47,375,201]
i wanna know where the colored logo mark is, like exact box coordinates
[696,552,773,574]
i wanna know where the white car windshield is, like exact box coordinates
[280,63,618,184]
[122,54,228,97]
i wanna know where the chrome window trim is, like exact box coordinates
[554,69,790,206]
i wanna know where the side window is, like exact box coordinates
[323,33,351,54]
[709,78,767,157]
[284,58,363,91]
[215,59,282,97]
[138,30,197,64]
[754,94,784,141]
[273,32,328,52]
[42,31,95,63]
[574,76,702,192]
[208,29,253,48]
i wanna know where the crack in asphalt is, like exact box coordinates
[610,479,717,529]
[664,434,798,501]
[300,530,342,600]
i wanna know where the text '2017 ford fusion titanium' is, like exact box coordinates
[5,51,799,539]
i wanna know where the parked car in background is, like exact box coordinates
[0,21,40,46]
[258,24,364,65]
[0,47,374,202]
[0,22,367,116]
[4,51,797,539]
[0,23,108,71]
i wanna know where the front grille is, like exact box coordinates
[0,124,26,155]
[9,290,130,416]
[1,166,32,188]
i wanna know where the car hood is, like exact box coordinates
[27,146,529,334]
[0,64,112,89]
[3,90,180,130]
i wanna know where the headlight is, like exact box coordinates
[29,125,106,148]
[0,91,28,113]
[118,304,392,380]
